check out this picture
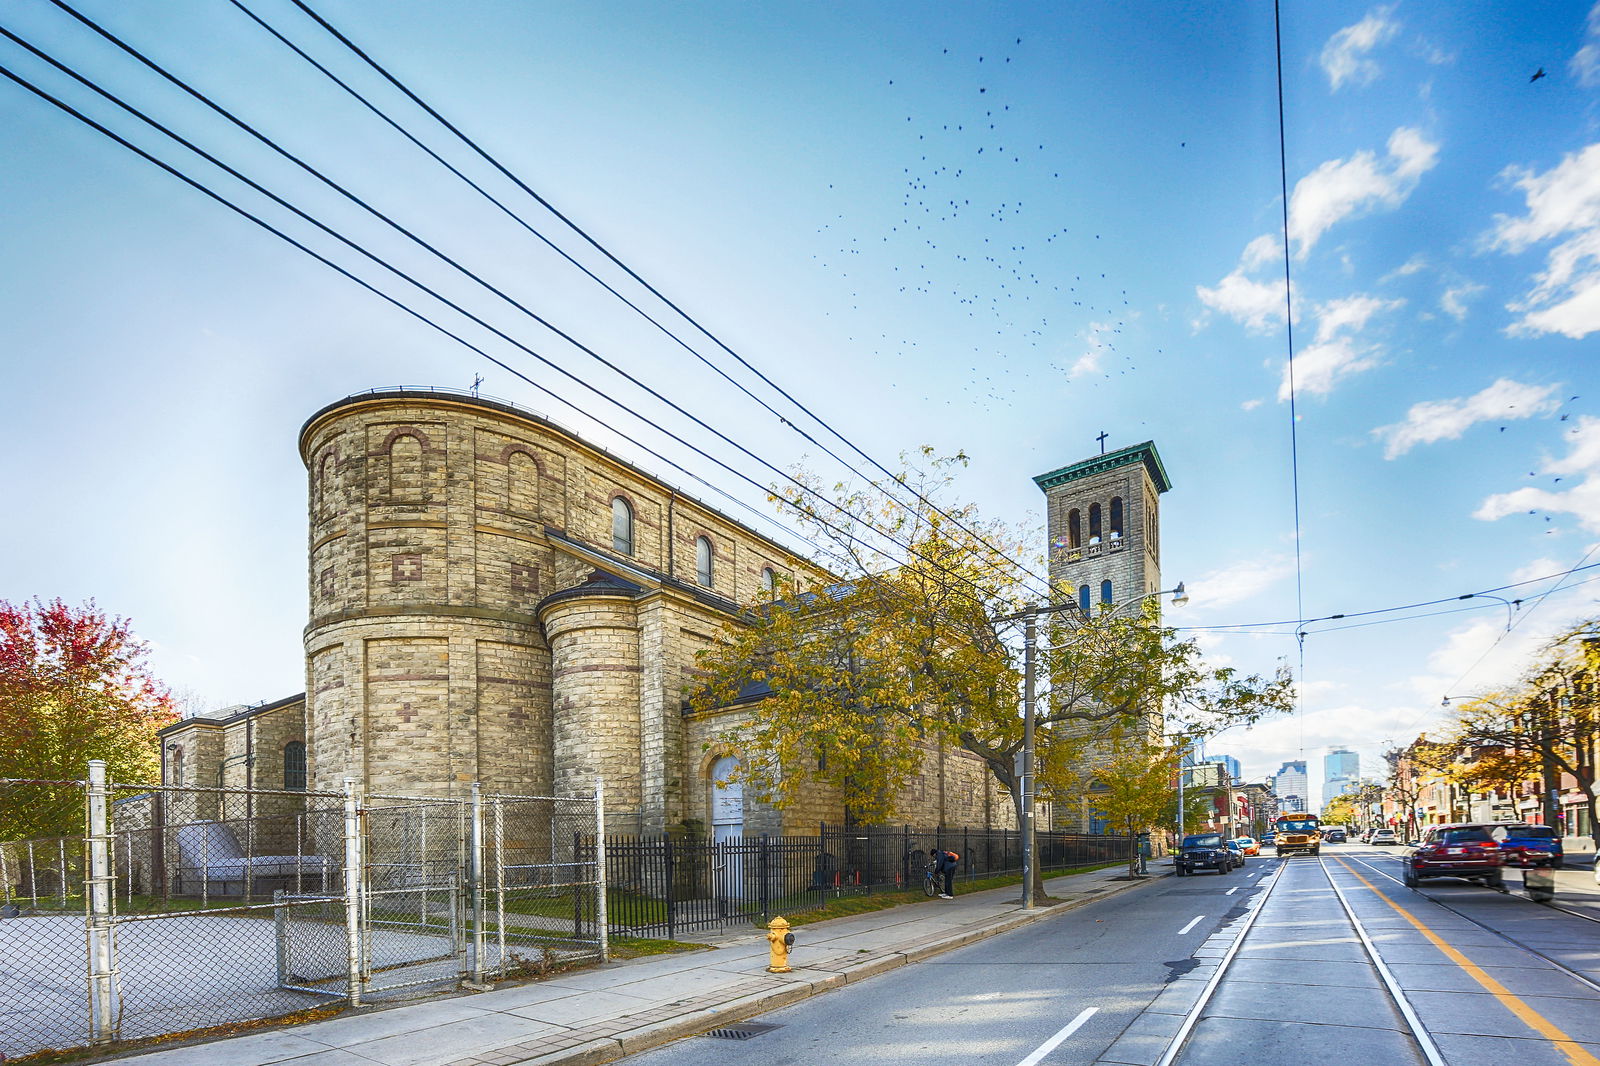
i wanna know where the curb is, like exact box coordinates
[513,871,1168,1066]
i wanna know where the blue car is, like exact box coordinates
[1492,823,1563,868]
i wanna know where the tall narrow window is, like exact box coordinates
[1088,503,1102,542]
[1109,497,1123,539]
[1101,580,1113,605]
[696,536,714,587]
[1067,509,1082,548]
[760,567,776,595]
[284,741,307,791]
[611,497,633,555]
[1078,584,1091,613]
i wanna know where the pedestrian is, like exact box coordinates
[931,845,959,898]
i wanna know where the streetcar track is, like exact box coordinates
[1317,854,1447,1066]
[1342,850,1600,997]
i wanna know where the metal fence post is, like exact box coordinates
[469,782,486,985]
[595,779,609,963]
[342,777,363,1007]
[664,830,676,942]
[86,760,118,1044]
[759,833,771,922]
[493,798,506,979]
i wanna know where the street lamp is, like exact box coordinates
[1009,582,1188,909]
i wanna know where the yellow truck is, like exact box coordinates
[1273,813,1321,857]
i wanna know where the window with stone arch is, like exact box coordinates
[760,566,777,595]
[1067,508,1082,548]
[1088,502,1102,543]
[1109,497,1123,539]
[695,535,715,587]
[1078,584,1091,613]
[316,450,337,519]
[283,741,307,791]
[388,432,424,500]
[612,496,634,555]
[507,450,539,515]
[1101,580,1113,605]
[169,745,184,786]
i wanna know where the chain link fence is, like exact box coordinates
[0,764,605,1059]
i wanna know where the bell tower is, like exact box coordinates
[1033,440,1171,612]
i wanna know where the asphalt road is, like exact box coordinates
[613,859,1273,1066]
[614,842,1600,1066]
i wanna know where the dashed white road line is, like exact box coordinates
[1225,887,1238,896]
[1014,1007,1099,1066]
[1177,915,1205,935]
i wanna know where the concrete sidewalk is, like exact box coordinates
[115,865,1164,1066]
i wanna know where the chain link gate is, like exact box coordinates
[0,764,607,1059]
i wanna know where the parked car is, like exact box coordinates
[1226,838,1247,866]
[1369,828,1399,846]
[1175,833,1237,876]
[1402,823,1506,891]
[1323,828,1347,843]
[1490,824,1563,868]
[1236,836,1261,856]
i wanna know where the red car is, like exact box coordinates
[1402,823,1506,891]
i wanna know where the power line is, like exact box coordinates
[1175,559,1600,634]
[1273,0,1308,764]
[270,0,1054,597]
[16,9,1026,605]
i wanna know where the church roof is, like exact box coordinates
[1032,441,1172,494]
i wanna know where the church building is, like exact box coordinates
[160,389,1020,836]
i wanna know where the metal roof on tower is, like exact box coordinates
[1032,441,1172,494]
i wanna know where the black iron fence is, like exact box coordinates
[601,824,1131,939]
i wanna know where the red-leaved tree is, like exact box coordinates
[0,599,176,838]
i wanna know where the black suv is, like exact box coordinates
[1402,823,1506,890]
[1175,833,1237,876]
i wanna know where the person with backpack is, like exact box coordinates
[931,846,960,898]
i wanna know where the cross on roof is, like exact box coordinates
[1096,430,1108,455]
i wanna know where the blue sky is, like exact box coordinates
[3,2,1598,805]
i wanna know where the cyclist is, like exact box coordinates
[930,846,960,898]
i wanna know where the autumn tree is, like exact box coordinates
[1061,724,1183,877]
[691,452,1293,898]
[0,599,176,839]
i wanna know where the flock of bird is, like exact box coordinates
[807,39,1145,412]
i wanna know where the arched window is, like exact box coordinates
[696,536,714,587]
[388,433,423,499]
[283,742,307,791]
[169,745,184,786]
[760,567,776,595]
[1078,584,1091,613]
[1067,509,1082,549]
[611,497,633,555]
[1101,580,1113,605]
[1109,497,1123,539]
[1088,503,1102,543]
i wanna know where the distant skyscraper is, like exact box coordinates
[1202,754,1241,783]
[1273,760,1308,811]
[1323,747,1359,805]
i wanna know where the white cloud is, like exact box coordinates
[1289,128,1440,258]
[1195,235,1292,333]
[1385,254,1429,280]
[1439,281,1485,321]
[1065,350,1102,380]
[1240,398,1264,411]
[1320,7,1399,90]
[1277,294,1400,400]
[1490,143,1600,339]
[1373,379,1560,458]
[1574,44,1600,88]
[1476,415,1600,530]
[1188,555,1297,610]
[1572,4,1600,87]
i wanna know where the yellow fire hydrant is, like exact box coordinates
[766,916,795,973]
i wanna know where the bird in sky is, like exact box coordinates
[1531,68,1547,82]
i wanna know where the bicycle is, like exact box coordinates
[923,860,939,897]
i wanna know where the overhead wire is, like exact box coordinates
[1273,0,1307,763]
[0,55,838,568]
[269,0,1054,597]
[18,6,1029,604]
